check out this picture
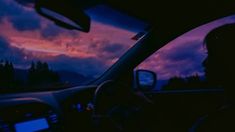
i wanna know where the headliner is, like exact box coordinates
[104,0,235,43]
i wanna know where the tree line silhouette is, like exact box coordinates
[0,60,14,88]
[162,74,216,90]
[0,60,61,93]
[28,61,60,87]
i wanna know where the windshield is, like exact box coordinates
[0,0,148,93]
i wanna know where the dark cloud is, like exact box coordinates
[0,0,21,22]
[88,39,127,60]
[102,43,124,53]
[99,43,127,60]
[46,55,107,77]
[0,0,24,18]
[86,5,148,32]
[41,24,61,39]
[162,40,203,62]
[0,36,107,78]
[0,36,10,53]
[41,23,80,40]
[10,13,41,31]
[0,0,41,31]
[14,0,35,7]
[154,40,206,79]
[161,59,203,76]
[0,36,29,67]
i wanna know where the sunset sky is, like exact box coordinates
[0,0,146,78]
[1,0,235,82]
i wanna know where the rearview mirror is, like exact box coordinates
[135,70,157,91]
[35,0,90,32]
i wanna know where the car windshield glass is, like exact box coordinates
[0,0,148,93]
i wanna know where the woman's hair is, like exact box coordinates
[204,23,235,54]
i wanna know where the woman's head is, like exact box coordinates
[203,23,235,87]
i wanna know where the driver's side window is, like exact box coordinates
[136,15,235,91]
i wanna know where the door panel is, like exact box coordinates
[144,90,225,131]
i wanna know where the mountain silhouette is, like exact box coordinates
[57,70,93,86]
[14,68,92,86]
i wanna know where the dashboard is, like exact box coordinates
[0,85,97,132]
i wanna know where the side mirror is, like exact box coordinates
[135,69,157,91]
[35,0,90,32]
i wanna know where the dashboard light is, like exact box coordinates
[86,102,94,111]
[14,118,49,132]
[76,103,83,112]
[49,114,58,123]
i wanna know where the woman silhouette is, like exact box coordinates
[203,23,235,99]
[195,23,235,131]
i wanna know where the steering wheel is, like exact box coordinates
[92,80,154,132]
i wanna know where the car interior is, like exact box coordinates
[0,0,235,132]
